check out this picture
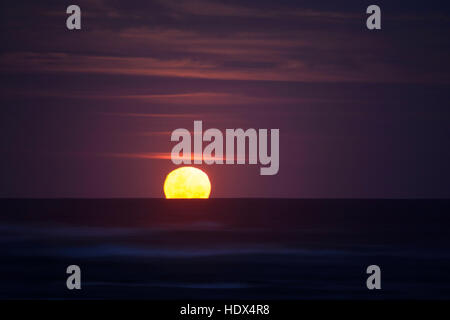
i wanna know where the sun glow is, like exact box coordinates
[164,167,211,199]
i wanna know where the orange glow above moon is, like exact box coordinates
[164,167,211,199]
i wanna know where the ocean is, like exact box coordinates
[0,199,449,299]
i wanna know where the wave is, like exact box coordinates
[5,243,449,260]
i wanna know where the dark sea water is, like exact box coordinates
[0,199,449,299]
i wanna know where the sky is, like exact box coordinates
[1,0,450,198]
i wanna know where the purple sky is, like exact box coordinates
[1,0,450,198]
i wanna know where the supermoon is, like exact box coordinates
[164,167,211,199]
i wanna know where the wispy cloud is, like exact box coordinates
[159,0,359,21]
[2,50,434,83]
[114,92,266,105]
[98,112,200,118]
[99,152,248,163]
[1,1,449,86]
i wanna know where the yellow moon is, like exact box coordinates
[164,167,211,199]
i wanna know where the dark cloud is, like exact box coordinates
[1,0,450,197]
